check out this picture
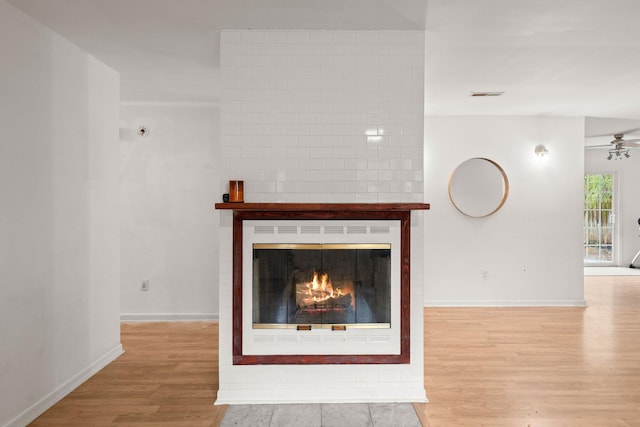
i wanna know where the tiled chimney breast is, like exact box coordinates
[217,30,427,404]
[219,29,424,203]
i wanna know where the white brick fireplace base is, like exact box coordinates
[215,211,427,404]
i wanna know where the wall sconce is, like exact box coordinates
[366,125,384,143]
[534,144,549,157]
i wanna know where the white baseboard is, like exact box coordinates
[215,387,428,405]
[3,344,123,427]
[120,312,219,322]
[423,299,587,307]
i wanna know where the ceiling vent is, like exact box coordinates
[470,91,505,97]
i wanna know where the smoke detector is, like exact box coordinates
[137,126,149,137]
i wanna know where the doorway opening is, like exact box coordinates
[584,173,615,265]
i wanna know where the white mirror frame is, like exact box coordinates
[448,157,510,218]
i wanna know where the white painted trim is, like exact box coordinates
[3,344,123,427]
[423,299,587,307]
[215,388,428,405]
[120,101,219,107]
[584,266,640,276]
[120,313,219,322]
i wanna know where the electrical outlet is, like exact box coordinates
[141,280,149,291]
[481,271,489,280]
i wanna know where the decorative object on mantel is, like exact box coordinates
[222,193,230,203]
[228,180,244,202]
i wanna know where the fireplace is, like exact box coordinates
[243,219,401,358]
[253,243,391,328]
[216,203,429,365]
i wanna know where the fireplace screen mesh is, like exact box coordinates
[252,244,391,329]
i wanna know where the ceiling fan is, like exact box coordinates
[586,131,640,160]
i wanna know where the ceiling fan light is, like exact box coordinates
[625,152,631,158]
[607,153,613,160]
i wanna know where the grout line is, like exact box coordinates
[268,404,275,427]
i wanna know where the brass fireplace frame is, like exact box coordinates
[252,242,393,330]
[253,243,391,250]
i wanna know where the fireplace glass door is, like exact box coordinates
[252,244,391,329]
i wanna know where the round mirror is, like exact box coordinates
[448,158,509,218]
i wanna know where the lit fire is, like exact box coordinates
[296,271,353,309]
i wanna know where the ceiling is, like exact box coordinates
[7,0,640,135]
[6,0,426,104]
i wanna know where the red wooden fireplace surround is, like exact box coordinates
[214,203,430,365]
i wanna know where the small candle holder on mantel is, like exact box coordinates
[228,180,244,203]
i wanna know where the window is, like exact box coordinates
[584,174,614,264]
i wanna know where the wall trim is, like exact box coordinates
[120,313,219,322]
[423,299,587,307]
[120,101,219,107]
[215,388,428,405]
[3,344,123,427]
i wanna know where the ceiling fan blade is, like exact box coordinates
[585,127,640,138]
[584,136,615,145]
[586,133,615,138]
[624,140,640,147]
[585,144,614,149]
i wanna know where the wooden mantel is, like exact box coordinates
[215,201,429,365]
[214,202,429,211]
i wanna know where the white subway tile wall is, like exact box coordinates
[220,30,424,203]
[217,30,427,404]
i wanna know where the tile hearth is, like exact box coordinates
[220,403,422,427]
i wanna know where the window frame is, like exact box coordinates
[584,172,618,266]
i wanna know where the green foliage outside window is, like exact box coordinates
[584,174,614,262]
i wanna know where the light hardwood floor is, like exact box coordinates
[416,276,640,427]
[30,322,226,426]
[31,276,640,426]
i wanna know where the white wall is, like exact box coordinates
[217,29,426,404]
[0,1,121,425]
[119,104,219,320]
[424,116,585,306]
[585,148,640,266]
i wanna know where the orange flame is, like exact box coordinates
[300,271,348,305]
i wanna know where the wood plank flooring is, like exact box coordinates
[416,276,640,426]
[31,276,640,426]
[30,322,226,426]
